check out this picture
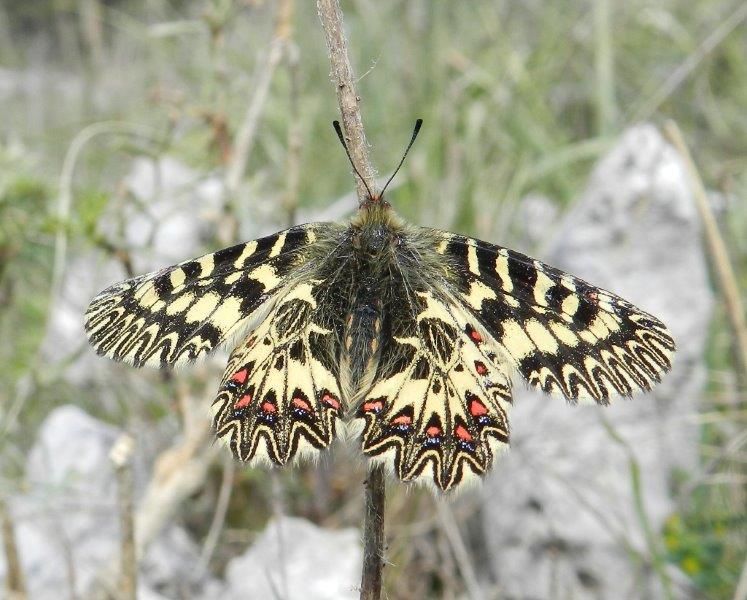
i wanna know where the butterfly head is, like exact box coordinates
[364,192,388,208]
[349,199,404,256]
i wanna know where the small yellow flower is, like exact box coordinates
[681,556,700,575]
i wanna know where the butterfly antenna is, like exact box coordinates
[380,118,423,198]
[333,120,374,200]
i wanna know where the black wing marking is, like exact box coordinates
[355,289,512,492]
[433,230,675,403]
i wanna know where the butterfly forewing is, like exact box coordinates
[84,224,323,367]
[432,231,675,403]
[212,280,344,465]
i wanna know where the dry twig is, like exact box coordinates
[110,434,136,600]
[135,388,218,558]
[85,387,217,599]
[270,470,290,599]
[225,0,294,199]
[664,121,747,380]
[632,4,747,123]
[734,553,747,600]
[359,465,386,600]
[435,502,485,600]
[197,453,235,574]
[1,497,27,600]
[317,0,377,198]
[283,39,302,227]
[665,120,747,600]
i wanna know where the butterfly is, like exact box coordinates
[84,119,675,492]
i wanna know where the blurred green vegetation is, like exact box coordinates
[0,0,745,597]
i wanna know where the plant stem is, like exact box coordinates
[317,0,377,201]
[1,497,27,600]
[360,464,386,600]
[110,434,136,600]
[593,0,615,136]
[225,0,292,199]
[316,2,384,598]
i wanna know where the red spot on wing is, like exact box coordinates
[474,361,487,375]
[234,393,253,409]
[292,397,312,412]
[391,414,412,426]
[469,398,488,417]
[467,324,483,343]
[230,368,248,384]
[321,392,340,410]
[455,424,473,442]
[261,401,277,414]
[426,425,441,437]
[363,400,384,413]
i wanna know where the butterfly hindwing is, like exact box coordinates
[433,231,675,403]
[212,280,344,465]
[84,224,324,367]
[356,289,511,491]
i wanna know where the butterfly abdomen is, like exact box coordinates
[342,274,385,394]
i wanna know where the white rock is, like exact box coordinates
[222,516,362,600]
[9,406,120,599]
[0,405,219,599]
[117,156,223,266]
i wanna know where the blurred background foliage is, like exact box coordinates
[0,0,746,597]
